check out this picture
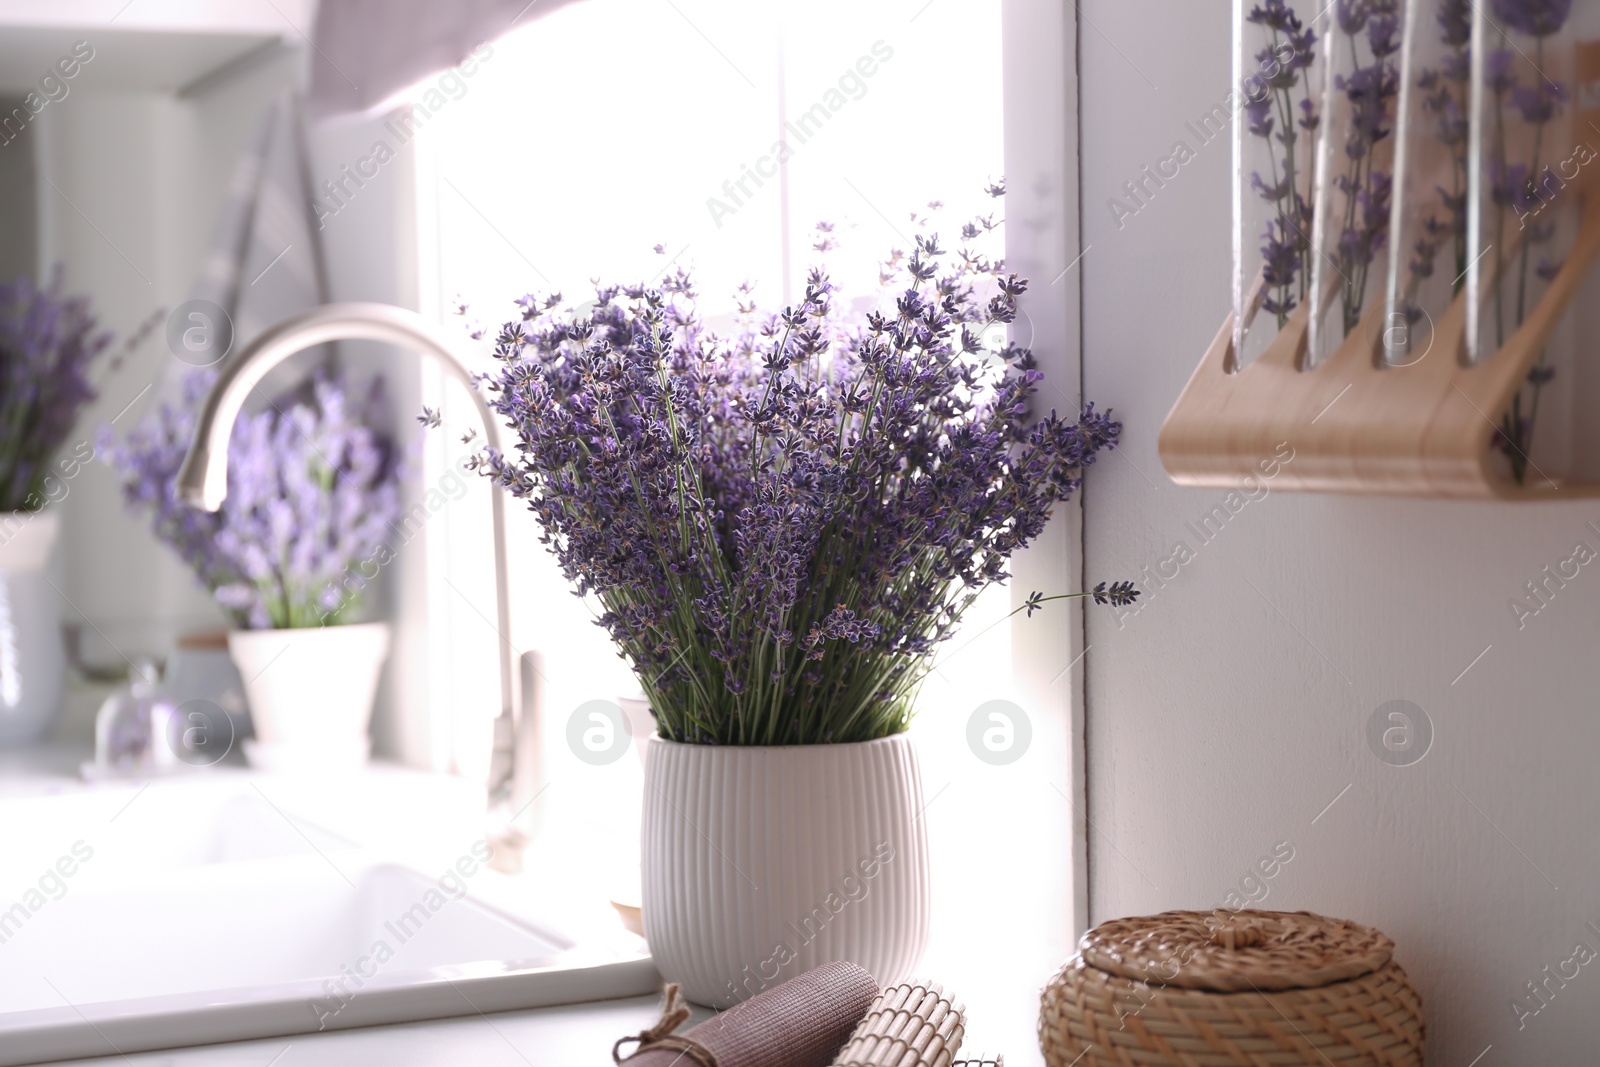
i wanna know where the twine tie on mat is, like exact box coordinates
[613,983,721,1067]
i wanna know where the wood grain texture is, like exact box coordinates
[1160,47,1600,500]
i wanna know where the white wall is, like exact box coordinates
[36,46,301,737]
[304,109,431,768]
[42,90,213,660]
[34,36,437,762]
[1080,3,1600,1059]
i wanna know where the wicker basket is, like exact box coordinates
[1039,909,1423,1065]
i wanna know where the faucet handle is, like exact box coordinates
[485,649,545,873]
[513,650,544,822]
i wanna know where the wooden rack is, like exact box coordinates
[1159,40,1600,499]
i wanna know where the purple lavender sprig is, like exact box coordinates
[1020,582,1141,619]
[0,274,113,512]
[1406,0,1472,318]
[1484,0,1572,484]
[1245,0,1320,327]
[102,369,402,629]
[1327,0,1401,334]
[472,200,1123,745]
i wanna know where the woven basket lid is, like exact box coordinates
[1078,909,1395,993]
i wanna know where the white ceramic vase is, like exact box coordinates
[227,622,390,771]
[641,733,930,1008]
[0,510,65,746]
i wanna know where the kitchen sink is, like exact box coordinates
[0,769,656,1064]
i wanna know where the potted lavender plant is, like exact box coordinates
[104,368,401,770]
[0,275,112,745]
[474,199,1130,1005]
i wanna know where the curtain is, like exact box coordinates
[308,0,583,113]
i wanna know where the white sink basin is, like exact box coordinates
[0,771,656,1064]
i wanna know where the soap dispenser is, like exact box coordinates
[93,656,181,773]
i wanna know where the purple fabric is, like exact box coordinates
[308,0,583,113]
[623,962,879,1067]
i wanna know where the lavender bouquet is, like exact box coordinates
[0,275,113,512]
[104,369,401,629]
[473,200,1129,746]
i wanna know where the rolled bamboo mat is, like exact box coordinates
[831,980,966,1067]
[619,961,879,1067]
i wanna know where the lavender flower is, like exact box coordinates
[1491,0,1572,37]
[469,201,1123,745]
[0,274,113,512]
[1259,219,1305,319]
[1490,161,1534,213]
[103,369,401,629]
[1404,0,1472,321]
[1326,0,1401,334]
[1439,0,1471,45]
[1482,0,1572,484]
[1486,48,1517,94]
[1510,80,1565,124]
[1245,0,1320,328]
[1245,97,1276,139]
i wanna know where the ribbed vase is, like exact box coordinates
[0,511,64,747]
[228,622,390,770]
[641,733,930,1008]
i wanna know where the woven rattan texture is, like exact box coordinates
[1039,957,1424,1066]
[1080,910,1395,993]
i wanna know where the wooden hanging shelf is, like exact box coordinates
[1160,39,1600,500]
[1159,187,1600,499]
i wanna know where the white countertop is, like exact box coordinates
[1,742,677,1066]
[2,741,1029,1064]
[45,994,712,1066]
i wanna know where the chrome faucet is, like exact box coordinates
[176,302,532,851]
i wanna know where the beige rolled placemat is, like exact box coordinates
[831,980,966,1067]
[617,961,880,1067]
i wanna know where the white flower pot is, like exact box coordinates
[641,733,930,1008]
[228,622,389,771]
[0,510,64,746]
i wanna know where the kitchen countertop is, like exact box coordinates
[46,993,713,1066]
[4,738,1022,1064]
[2,737,682,1067]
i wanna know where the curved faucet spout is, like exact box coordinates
[177,303,500,508]
[176,302,527,838]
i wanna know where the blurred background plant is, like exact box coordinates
[102,369,402,630]
[0,273,113,513]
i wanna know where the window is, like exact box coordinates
[409,1,1070,1054]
